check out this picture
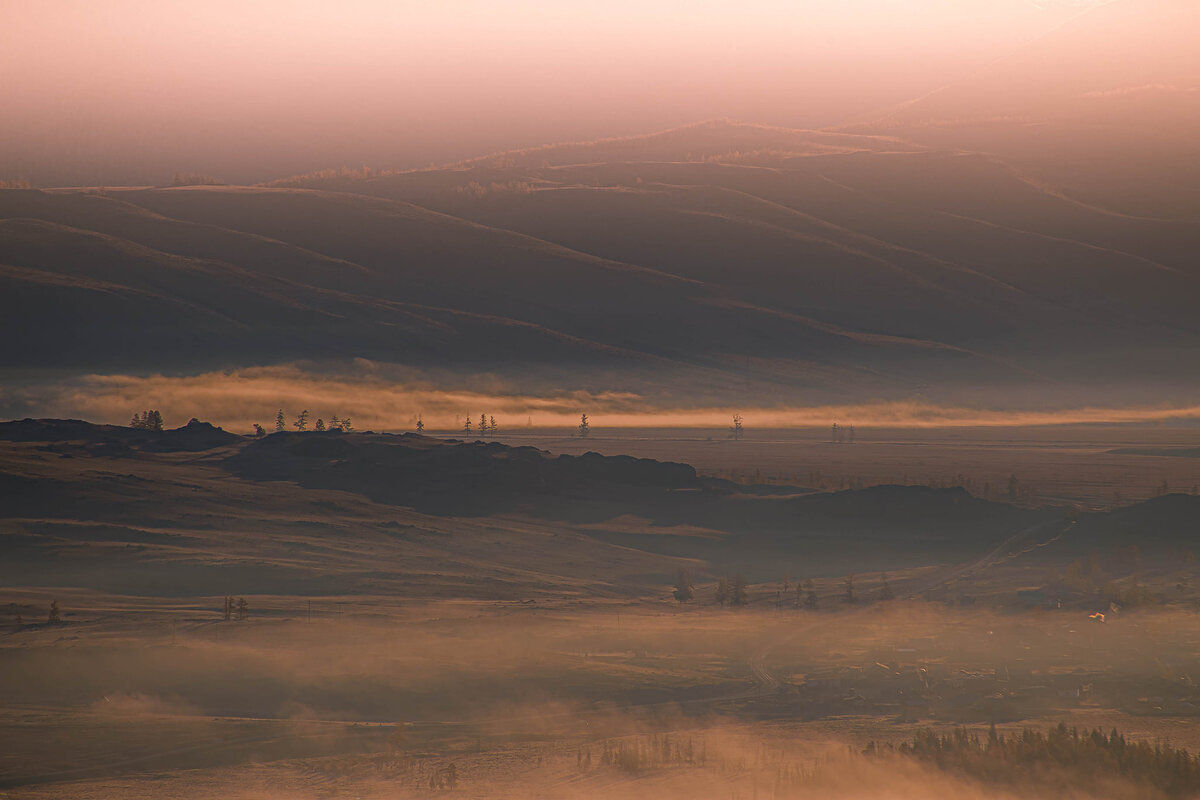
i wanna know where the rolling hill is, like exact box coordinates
[4,130,1199,407]
[0,179,1038,403]
[6,416,1195,601]
[4,0,1200,410]
[0,418,1053,597]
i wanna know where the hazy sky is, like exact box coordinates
[3,0,1107,186]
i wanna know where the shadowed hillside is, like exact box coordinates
[4,2,1200,406]
[0,182,1037,401]
[0,419,1062,596]
[1029,493,1200,562]
[0,417,240,453]
[4,130,1200,405]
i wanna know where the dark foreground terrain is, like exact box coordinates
[2,419,1200,797]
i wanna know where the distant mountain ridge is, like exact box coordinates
[848,0,1200,220]
[5,0,1200,408]
[4,122,1199,406]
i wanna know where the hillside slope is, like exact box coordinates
[0,420,1051,596]
[4,104,1200,403]
[0,184,1025,399]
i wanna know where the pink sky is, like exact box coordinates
[2,0,1106,185]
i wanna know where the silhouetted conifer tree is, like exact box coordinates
[673,570,694,602]
[803,579,818,609]
[878,572,895,601]
[715,578,731,607]
[732,574,749,606]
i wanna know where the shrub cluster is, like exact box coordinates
[868,723,1200,798]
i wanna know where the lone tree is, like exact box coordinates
[252,423,266,437]
[463,415,473,434]
[386,722,407,755]
[803,579,818,610]
[878,572,895,601]
[578,413,590,438]
[673,570,694,602]
[480,413,489,435]
[416,415,424,433]
[236,597,249,621]
[275,409,286,432]
[490,415,498,434]
[731,414,744,440]
[294,410,309,431]
[715,578,731,607]
[48,599,61,623]
[315,418,326,431]
[842,574,857,604]
[732,574,749,606]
